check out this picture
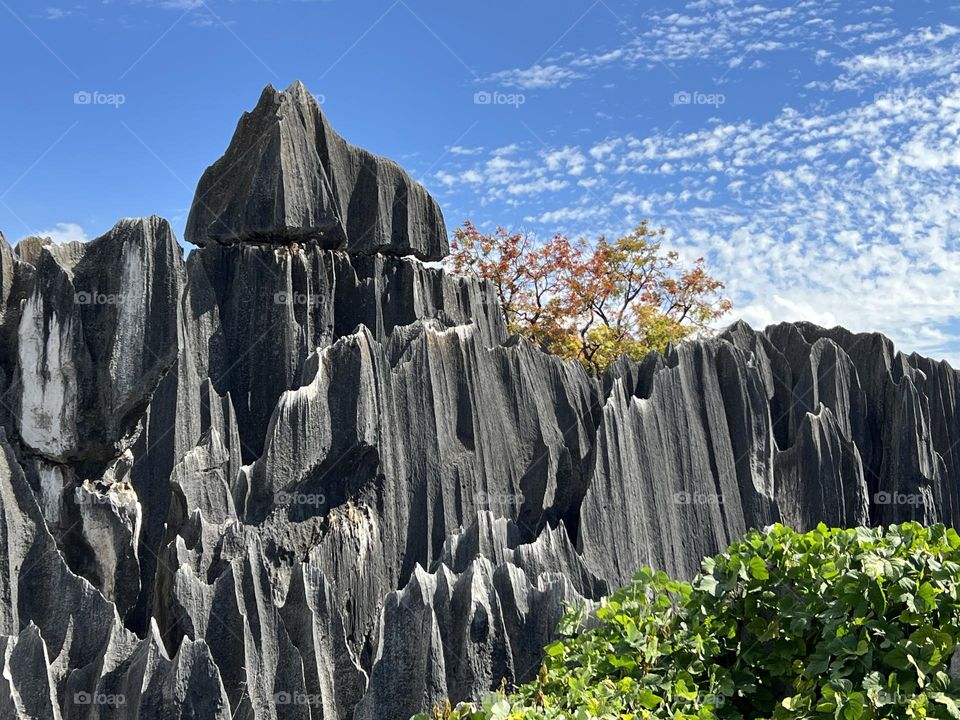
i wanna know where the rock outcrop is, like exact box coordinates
[185,81,448,261]
[1,83,959,718]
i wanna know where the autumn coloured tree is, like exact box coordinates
[447,220,732,374]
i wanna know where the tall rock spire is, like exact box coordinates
[185,80,448,260]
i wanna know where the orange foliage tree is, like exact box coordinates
[447,220,732,374]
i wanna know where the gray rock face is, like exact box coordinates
[185,82,448,260]
[74,467,143,619]
[4,98,960,719]
[0,625,62,720]
[14,217,182,465]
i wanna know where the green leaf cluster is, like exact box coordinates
[415,523,960,720]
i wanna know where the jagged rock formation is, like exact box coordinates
[185,81,448,261]
[1,82,959,718]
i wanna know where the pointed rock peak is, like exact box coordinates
[15,234,86,270]
[247,80,319,121]
[185,81,449,261]
[14,216,178,271]
[96,216,179,251]
[109,215,170,234]
[282,78,314,102]
[726,319,756,335]
[14,235,55,260]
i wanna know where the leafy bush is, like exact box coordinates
[416,523,960,720]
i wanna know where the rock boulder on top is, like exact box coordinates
[185,81,448,260]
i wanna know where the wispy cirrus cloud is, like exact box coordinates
[44,7,76,20]
[434,11,960,362]
[826,24,960,90]
[485,63,584,90]
[478,0,900,91]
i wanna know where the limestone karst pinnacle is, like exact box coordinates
[185,80,449,260]
[0,85,957,719]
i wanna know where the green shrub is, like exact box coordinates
[417,523,960,720]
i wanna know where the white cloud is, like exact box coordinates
[589,138,622,161]
[528,206,607,224]
[491,144,519,157]
[484,64,584,90]
[434,171,457,187]
[481,0,863,94]
[434,17,960,362]
[27,223,89,244]
[831,24,960,90]
[543,147,587,176]
[506,178,568,195]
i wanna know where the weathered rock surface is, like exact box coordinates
[74,465,143,619]
[14,217,182,465]
[4,93,960,719]
[185,82,448,260]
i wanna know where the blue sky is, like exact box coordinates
[1,0,959,361]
